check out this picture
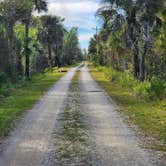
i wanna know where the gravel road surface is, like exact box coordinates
[79,64,163,166]
[0,67,77,166]
[0,64,164,166]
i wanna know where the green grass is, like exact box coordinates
[0,68,69,137]
[89,66,166,149]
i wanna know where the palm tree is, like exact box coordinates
[100,0,141,78]
[97,7,116,31]
[102,0,139,76]
[21,0,47,78]
[62,28,80,65]
[38,15,64,68]
[0,0,19,73]
[136,0,164,81]
[100,0,165,81]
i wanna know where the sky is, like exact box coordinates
[45,0,101,50]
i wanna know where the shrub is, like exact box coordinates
[147,78,166,100]
[118,71,137,88]
[103,68,137,88]
[133,81,151,99]
[0,95,5,103]
[0,83,15,97]
[32,54,49,73]
[97,66,166,101]
[126,77,166,101]
[0,72,7,86]
[104,68,120,82]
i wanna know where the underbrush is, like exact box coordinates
[96,66,166,101]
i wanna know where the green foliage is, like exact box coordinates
[0,72,8,86]
[88,0,166,100]
[32,53,49,73]
[147,78,166,100]
[95,65,166,101]
[62,28,83,65]
[133,81,151,99]
[0,0,82,82]
[0,83,15,97]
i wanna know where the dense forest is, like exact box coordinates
[88,0,166,100]
[0,0,83,82]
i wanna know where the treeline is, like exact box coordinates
[0,0,83,81]
[88,0,166,100]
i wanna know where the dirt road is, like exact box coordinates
[0,67,78,166]
[0,64,164,166]
[80,65,162,166]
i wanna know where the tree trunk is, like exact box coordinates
[17,53,23,76]
[131,36,140,79]
[129,25,140,79]
[48,43,52,68]
[0,32,9,73]
[15,39,23,76]
[140,41,148,81]
[25,20,30,78]
[55,44,61,68]
[134,49,140,79]
[140,22,150,81]
[7,23,15,74]
[128,9,140,80]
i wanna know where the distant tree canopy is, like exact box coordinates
[88,0,166,81]
[0,0,84,81]
[62,28,83,65]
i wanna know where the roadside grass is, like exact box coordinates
[0,67,69,137]
[89,66,166,151]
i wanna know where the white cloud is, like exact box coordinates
[79,33,92,42]
[46,0,99,28]
[48,1,99,14]
[34,0,100,49]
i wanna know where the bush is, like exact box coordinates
[99,66,166,101]
[103,67,137,88]
[133,78,166,100]
[32,54,49,73]
[118,71,137,88]
[147,78,166,100]
[0,83,15,97]
[133,81,151,99]
[0,72,7,86]
[104,68,120,82]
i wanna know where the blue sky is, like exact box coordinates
[45,0,101,50]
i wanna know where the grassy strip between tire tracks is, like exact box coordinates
[52,69,91,165]
[89,65,166,152]
[0,67,69,137]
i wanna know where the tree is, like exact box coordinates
[38,15,64,68]
[0,26,9,73]
[99,0,165,81]
[100,0,141,78]
[0,0,21,74]
[88,36,97,62]
[20,0,47,78]
[136,0,164,81]
[62,28,82,65]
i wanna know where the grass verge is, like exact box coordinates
[89,65,166,151]
[0,67,69,137]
